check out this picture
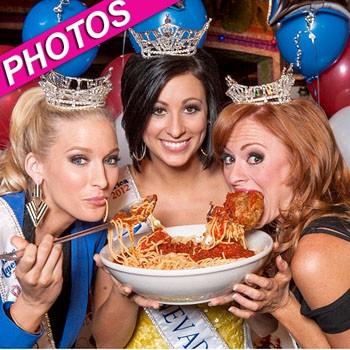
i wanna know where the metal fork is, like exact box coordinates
[0,222,109,261]
[206,202,215,221]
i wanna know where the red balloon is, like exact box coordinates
[0,79,39,149]
[0,45,14,55]
[0,45,39,149]
[101,53,133,119]
[307,38,350,117]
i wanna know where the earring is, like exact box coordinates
[132,143,146,162]
[200,148,208,157]
[26,183,48,227]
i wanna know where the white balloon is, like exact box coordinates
[115,113,132,167]
[329,106,350,168]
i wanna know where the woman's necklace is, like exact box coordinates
[43,313,56,348]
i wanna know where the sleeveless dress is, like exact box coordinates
[295,216,350,334]
[109,165,251,349]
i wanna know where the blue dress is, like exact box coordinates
[0,192,106,348]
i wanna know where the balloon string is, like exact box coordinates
[53,0,70,23]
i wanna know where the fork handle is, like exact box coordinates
[53,222,109,244]
[0,222,109,261]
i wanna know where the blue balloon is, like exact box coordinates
[22,0,98,76]
[276,7,349,78]
[268,0,281,24]
[128,0,208,54]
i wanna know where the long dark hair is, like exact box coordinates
[121,49,224,171]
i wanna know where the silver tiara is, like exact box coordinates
[225,66,295,105]
[128,14,211,58]
[39,69,113,110]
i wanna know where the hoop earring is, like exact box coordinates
[26,183,48,227]
[132,143,146,162]
[200,148,208,157]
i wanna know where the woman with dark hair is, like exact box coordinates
[121,49,221,171]
[210,98,350,348]
[109,49,229,227]
[92,50,255,348]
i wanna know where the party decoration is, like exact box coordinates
[0,79,40,149]
[101,53,133,118]
[115,113,132,167]
[0,45,39,149]
[22,0,98,76]
[128,0,208,54]
[274,6,349,78]
[268,0,350,25]
[0,45,14,55]
[307,38,350,116]
[0,45,15,149]
[102,53,133,166]
[329,106,350,167]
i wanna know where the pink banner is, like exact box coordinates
[0,0,178,97]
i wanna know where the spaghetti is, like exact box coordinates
[108,191,264,270]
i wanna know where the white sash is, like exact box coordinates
[0,197,24,303]
[108,166,252,349]
[109,165,151,237]
[0,197,53,348]
[146,306,228,349]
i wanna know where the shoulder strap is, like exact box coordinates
[302,217,350,241]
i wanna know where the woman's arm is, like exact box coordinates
[292,233,350,348]
[0,235,63,348]
[92,265,139,348]
[0,300,42,348]
[91,253,162,348]
[272,291,330,348]
[210,254,331,348]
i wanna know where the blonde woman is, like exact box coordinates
[0,71,119,348]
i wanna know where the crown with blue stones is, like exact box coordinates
[128,14,211,58]
[39,68,113,110]
[225,65,295,105]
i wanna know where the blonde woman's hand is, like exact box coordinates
[9,235,63,331]
[94,253,161,309]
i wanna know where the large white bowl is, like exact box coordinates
[100,224,273,305]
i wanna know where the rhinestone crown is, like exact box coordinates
[128,14,211,58]
[225,66,295,105]
[39,69,112,110]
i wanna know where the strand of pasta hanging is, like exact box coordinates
[108,195,158,262]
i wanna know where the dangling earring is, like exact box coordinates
[132,143,146,162]
[26,183,48,227]
[200,148,208,157]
